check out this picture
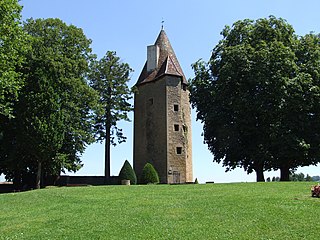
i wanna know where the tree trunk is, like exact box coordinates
[104,86,112,180]
[13,171,22,191]
[280,165,290,181]
[36,161,42,189]
[255,166,265,182]
[104,124,111,179]
[254,160,265,182]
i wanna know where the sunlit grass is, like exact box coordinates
[0,182,318,239]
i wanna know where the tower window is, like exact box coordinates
[174,124,179,131]
[148,98,154,105]
[174,104,179,111]
[176,147,182,155]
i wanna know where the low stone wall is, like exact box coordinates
[56,176,119,186]
[0,182,14,193]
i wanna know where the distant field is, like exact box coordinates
[0,182,319,239]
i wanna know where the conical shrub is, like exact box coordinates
[119,160,137,185]
[141,163,159,184]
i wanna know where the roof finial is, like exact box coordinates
[161,18,164,30]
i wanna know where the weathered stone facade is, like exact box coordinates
[133,30,192,183]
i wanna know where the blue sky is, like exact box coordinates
[9,0,320,183]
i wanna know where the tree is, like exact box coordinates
[89,51,133,179]
[0,18,97,189]
[268,33,320,180]
[190,16,320,181]
[305,174,313,182]
[0,0,28,117]
[290,172,305,181]
[119,160,137,185]
[141,163,159,184]
[289,172,313,182]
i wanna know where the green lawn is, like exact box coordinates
[0,182,319,239]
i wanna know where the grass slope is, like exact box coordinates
[0,182,319,239]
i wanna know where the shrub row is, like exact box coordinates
[118,161,159,185]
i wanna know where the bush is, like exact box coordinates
[194,178,199,184]
[119,160,137,185]
[141,163,159,184]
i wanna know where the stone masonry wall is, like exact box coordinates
[134,75,192,184]
[181,80,193,182]
[133,79,168,183]
[166,76,192,183]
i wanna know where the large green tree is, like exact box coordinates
[190,16,320,181]
[0,18,97,189]
[264,33,320,180]
[0,0,28,117]
[89,51,133,179]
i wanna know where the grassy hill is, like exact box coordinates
[0,182,319,239]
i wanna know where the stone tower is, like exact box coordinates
[133,30,192,183]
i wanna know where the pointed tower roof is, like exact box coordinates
[136,30,187,86]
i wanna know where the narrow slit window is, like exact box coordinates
[174,104,179,111]
[149,98,154,105]
[174,124,179,131]
[176,147,182,155]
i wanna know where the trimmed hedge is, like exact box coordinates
[119,160,137,185]
[194,178,199,184]
[141,163,159,184]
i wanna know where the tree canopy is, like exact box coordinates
[0,0,28,117]
[190,16,320,181]
[0,18,98,189]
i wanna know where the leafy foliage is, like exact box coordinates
[290,172,306,181]
[289,172,313,182]
[190,16,320,181]
[0,18,97,189]
[0,0,28,117]
[272,176,280,182]
[141,163,159,184]
[119,160,137,185]
[89,51,133,145]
